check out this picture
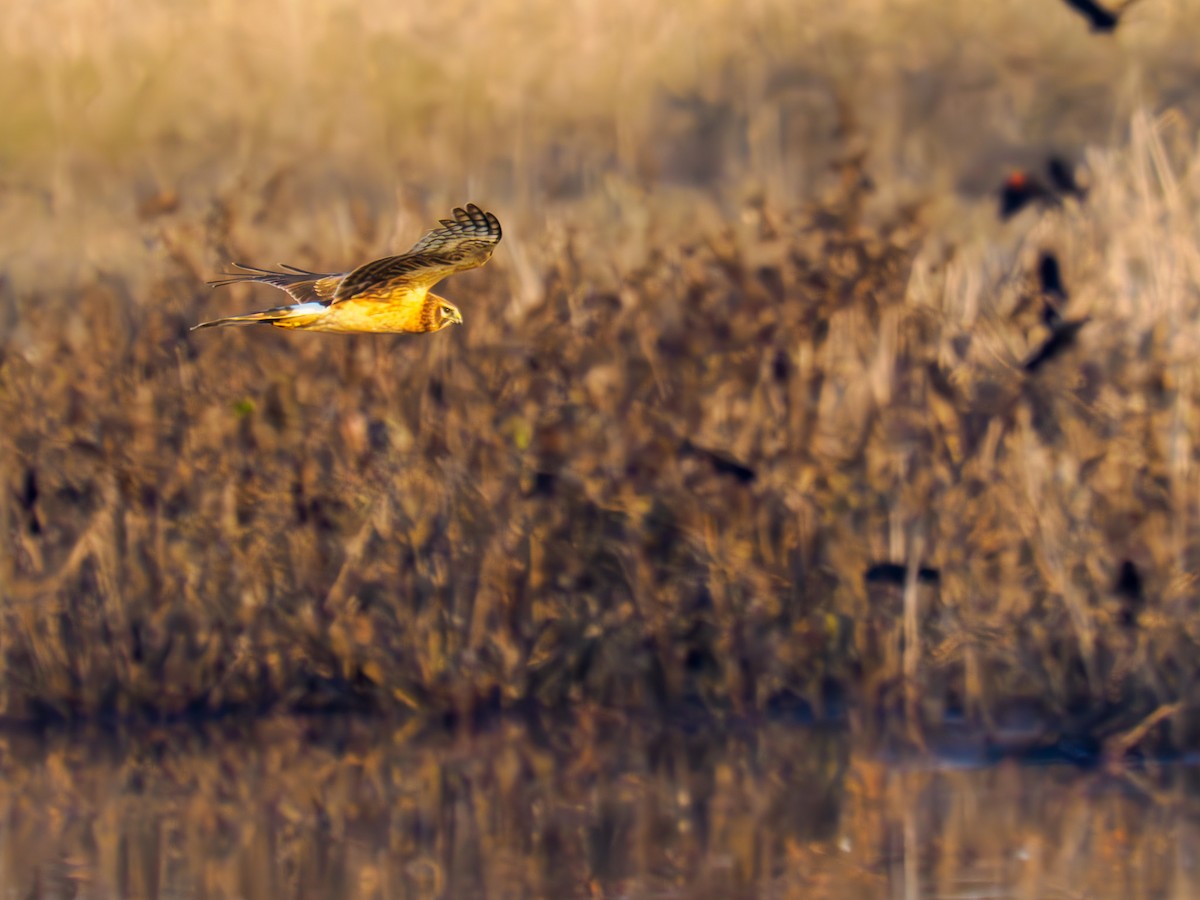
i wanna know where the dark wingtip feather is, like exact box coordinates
[279,263,331,276]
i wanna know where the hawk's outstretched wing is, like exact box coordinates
[331,203,502,304]
[207,263,343,305]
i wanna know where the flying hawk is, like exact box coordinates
[192,203,502,334]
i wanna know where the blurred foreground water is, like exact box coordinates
[1,716,1197,899]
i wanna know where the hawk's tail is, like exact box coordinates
[190,302,327,331]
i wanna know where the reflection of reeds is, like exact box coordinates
[0,720,1196,898]
[4,2,1200,749]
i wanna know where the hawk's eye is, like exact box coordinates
[441,306,454,317]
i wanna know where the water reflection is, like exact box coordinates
[0,716,1197,898]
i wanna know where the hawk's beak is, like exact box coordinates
[451,309,464,325]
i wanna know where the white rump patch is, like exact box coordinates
[287,302,327,316]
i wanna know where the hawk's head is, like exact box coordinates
[437,300,464,328]
[422,295,464,331]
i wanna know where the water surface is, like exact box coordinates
[2,717,1197,898]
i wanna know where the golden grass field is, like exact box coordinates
[4,0,1200,754]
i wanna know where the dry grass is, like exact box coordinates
[4,0,1200,750]
[0,717,1196,898]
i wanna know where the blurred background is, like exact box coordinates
[5,0,1200,896]
[5,0,1200,293]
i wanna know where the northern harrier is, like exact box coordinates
[192,203,502,334]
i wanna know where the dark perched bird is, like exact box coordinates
[1046,156,1087,200]
[193,204,501,334]
[999,171,1055,220]
[998,157,1087,220]
[1059,0,1143,33]
[1062,0,1119,31]
[1037,251,1068,326]
[1023,253,1089,373]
